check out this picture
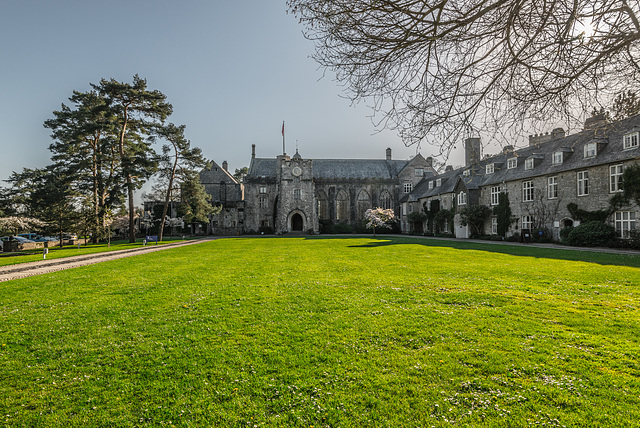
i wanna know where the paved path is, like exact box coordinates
[0,238,218,282]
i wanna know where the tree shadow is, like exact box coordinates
[304,235,640,268]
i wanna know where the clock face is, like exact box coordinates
[292,166,302,177]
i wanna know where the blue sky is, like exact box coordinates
[0,0,467,190]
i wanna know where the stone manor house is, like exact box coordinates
[199,113,639,239]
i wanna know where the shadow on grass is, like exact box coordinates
[304,235,640,268]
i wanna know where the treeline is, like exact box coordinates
[0,75,215,243]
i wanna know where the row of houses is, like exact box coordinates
[399,114,640,240]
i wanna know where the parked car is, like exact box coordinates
[61,233,78,240]
[18,233,51,242]
[12,236,36,243]
[0,236,8,251]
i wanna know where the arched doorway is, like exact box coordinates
[291,213,303,231]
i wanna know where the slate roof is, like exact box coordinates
[409,113,640,200]
[246,157,411,181]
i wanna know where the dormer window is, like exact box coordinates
[584,142,597,158]
[507,157,517,169]
[436,178,442,187]
[463,169,470,177]
[428,181,434,189]
[552,151,563,165]
[486,163,494,174]
[525,158,534,170]
[624,132,639,149]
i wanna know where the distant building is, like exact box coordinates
[199,160,244,235]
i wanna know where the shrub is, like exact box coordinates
[566,221,616,247]
[559,226,573,243]
[506,232,520,242]
[532,228,554,243]
[333,222,354,234]
[258,226,274,235]
[319,219,334,234]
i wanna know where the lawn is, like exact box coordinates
[0,238,185,267]
[0,236,639,427]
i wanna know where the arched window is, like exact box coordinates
[336,190,349,221]
[317,190,328,220]
[379,190,392,210]
[357,190,371,219]
[457,191,467,205]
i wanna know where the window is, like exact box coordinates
[525,158,534,170]
[610,164,623,192]
[436,178,442,187]
[522,215,532,230]
[552,151,563,165]
[463,169,470,177]
[584,142,597,158]
[457,191,467,205]
[615,211,636,238]
[428,181,434,189]
[379,190,392,210]
[577,171,589,196]
[486,163,494,174]
[490,186,501,206]
[357,190,371,219]
[415,168,424,177]
[336,190,349,221]
[508,157,518,169]
[402,203,407,216]
[258,196,267,208]
[293,189,301,200]
[623,132,639,149]
[491,217,498,235]
[548,176,558,199]
[404,182,413,193]
[259,186,267,194]
[522,181,534,202]
[317,191,328,219]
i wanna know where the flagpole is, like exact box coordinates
[282,121,286,155]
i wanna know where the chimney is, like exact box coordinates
[386,148,392,160]
[528,128,566,146]
[426,156,433,167]
[584,113,607,131]
[251,144,256,159]
[503,145,514,155]
[445,165,453,172]
[464,137,482,166]
[222,161,228,171]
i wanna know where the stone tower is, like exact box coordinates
[276,150,318,234]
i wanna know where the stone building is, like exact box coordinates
[199,160,244,235]
[402,113,640,240]
[242,145,436,234]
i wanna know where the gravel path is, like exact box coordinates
[0,238,218,282]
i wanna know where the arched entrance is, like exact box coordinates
[291,213,303,231]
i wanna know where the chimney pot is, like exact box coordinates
[386,148,392,160]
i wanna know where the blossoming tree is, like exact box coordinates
[365,208,395,237]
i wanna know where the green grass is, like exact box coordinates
[0,236,639,427]
[0,238,185,267]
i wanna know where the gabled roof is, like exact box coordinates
[200,160,239,184]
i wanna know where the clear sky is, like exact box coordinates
[0,0,469,190]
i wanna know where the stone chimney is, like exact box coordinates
[251,144,256,159]
[584,113,607,131]
[222,161,228,171]
[426,156,433,167]
[503,145,514,155]
[445,165,453,172]
[464,137,482,166]
[386,148,392,160]
[529,128,566,146]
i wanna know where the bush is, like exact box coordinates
[506,232,520,242]
[490,234,504,241]
[566,221,616,247]
[258,226,274,235]
[559,226,573,243]
[319,219,334,234]
[532,228,554,243]
[332,222,354,234]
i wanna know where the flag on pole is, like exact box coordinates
[282,121,285,137]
